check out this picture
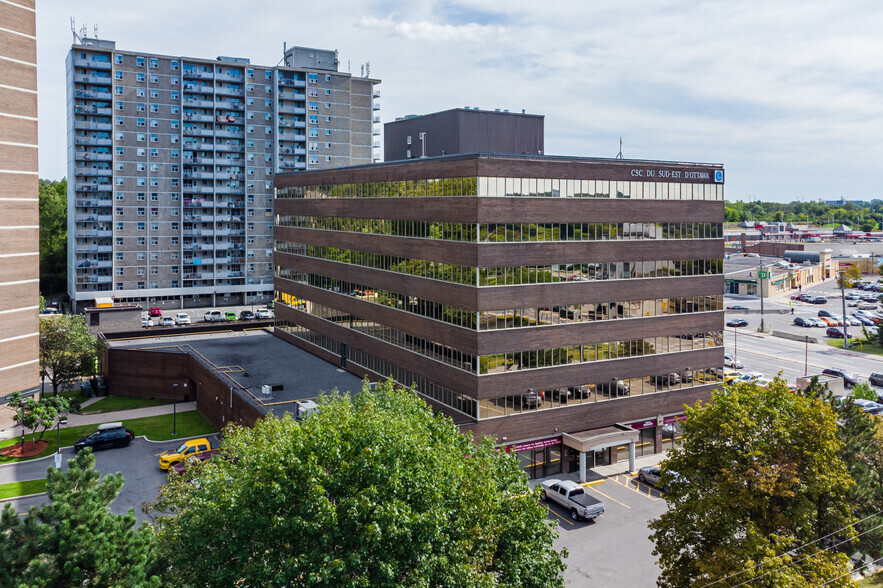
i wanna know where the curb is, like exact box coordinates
[0,491,47,504]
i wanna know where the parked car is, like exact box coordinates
[174,312,191,325]
[842,316,862,327]
[141,316,153,328]
[724,353,743,369]
[819,317,841,327]
[844,398,883,416]
[826,327,846,338]
[680,368,694,383]
[224,311,237,321]
[869,372,883,387]
[160,316,175,327]
[549,388,572,402]
[239,310,255,321]
[652,373,681,386]
[540,479,605,522]
[255,308,274,319]
[818,309,835,318]
[596,379,630,396]
[171,448,220,475]
[521,390,543,408]
[793,317,813,327]
[159,437,213,470]
[845,292,861,300]
[726,318,748,327]
[203,309,224,322]
[808,296,829,304]
[822,368,858,388]
[726,305,749,311]
[148,306,163,317]
[74,422,134,452]
[868,326,879,337]
[808,317,828,327]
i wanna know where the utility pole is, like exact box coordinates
[758,257,766,333]
[839,270,849,349]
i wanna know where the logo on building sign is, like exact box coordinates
[505,437,561,453]
[714,170,724,183]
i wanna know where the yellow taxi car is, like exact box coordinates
[159,437,212,470]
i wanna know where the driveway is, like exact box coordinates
[0,435,220,523]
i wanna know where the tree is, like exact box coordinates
[38,178,67,296]
[851,381,878,402]
[649,379,855,587]
[8,392,70,444]
[39,314,99,395]
[0,450,161,587]
[149,381,567,587]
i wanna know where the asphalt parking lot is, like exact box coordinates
[547,474,667,587]
[1,435,220,523]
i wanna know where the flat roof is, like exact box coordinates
[108,330,363,414]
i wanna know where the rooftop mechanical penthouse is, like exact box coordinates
[273,153,725,477]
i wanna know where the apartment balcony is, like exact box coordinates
[74,151,113,161]
[75,214,113,223]
[279,146,306,155]
[75,258,112,269]
[278,130,306,141]
[183,156,214,165]
[214,129,243,139]
[279,120,306,129]
[373,88,381,98]
[77,229,113,237]
[74,105,112,116]
[183,141,214,150]
[75,168,112,177]
[75,198,113,207]
[183,214,214,223]
[183,113,214,122]
[182,197,208,207]
[214,143,244,153]
[74,137,112,148]
[278,91,305,101]
[184,257,216,266]
[372,102,380,111]
[278,105,306,115]
[74,120,112,131]
[183,229,213,237]
[72,57,111,69]
[372,129,381,136]
[215,185,243,194]
[215,85,243,97]
[278,79,306,88]
[183,83,213,94]
[215,100,244,111]
[183,185,214,194]
[280,161,307,170]
[182,171,213,180]
[73,73,113,85]
[218,256,245,265]
[75,274,113,284]
[183,127,214,137]
[183,98,214,108]
[74,90,112,101]
[75,183,112,194]
[75,244,113,253]
[183,69,214,80]
[373,116,381,123]
[213,172,243,181]
[214,72,243,82]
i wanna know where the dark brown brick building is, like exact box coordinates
[274,153,725,478]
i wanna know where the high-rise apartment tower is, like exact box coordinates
[67,39,379,311]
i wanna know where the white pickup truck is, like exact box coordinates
[541,479,605,522]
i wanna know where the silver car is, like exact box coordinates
[638,466,663,487]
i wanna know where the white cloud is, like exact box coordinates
[358,14,505,42]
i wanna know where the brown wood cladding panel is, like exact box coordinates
[462,385,716,442]
[476,275,724,310]
[0,172,36,199]
[275,155,722,187]
[275,226,480,266]
[477,239,724,266]
[276,305,479,397]
[475,312,724,354]
[475,347,724,400]
[276,158,482,187]
[274,252,479,309]
[276,281,481,355]
[476,198,724,223]
[276,197,480,222]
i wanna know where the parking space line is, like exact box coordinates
[580,479,606,487]
[585,486,631,509]
[611,474,663,501]
[542,503,575,526]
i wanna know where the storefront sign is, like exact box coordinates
[631,419,657,430]
[631,414,685,430]
[506,436,561,453]
[662,414,686,425]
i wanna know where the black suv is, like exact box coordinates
[74,422,134,452]
[822,368,858,388]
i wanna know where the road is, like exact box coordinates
[0,435,220,522]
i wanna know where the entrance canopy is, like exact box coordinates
[563,424,640,454]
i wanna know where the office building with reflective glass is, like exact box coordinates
[274,154,725,475]
[66,39,379,311]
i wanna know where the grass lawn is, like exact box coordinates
[859,572,883,587]
[827,339,883,356]
[0,411,215,464]
[0,478,47,500]
[79,396,171,415]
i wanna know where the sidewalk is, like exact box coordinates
[0,401,197,441]
[528,451,669,489]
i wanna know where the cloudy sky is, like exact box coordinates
[38,0,883,202]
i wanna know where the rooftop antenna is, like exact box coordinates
[360,63,364,77]
[70,17,84,44]
[615,137,623,159]
[365,61,370,78]
[93,23,99,39]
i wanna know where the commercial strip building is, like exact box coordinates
[384,107,544,161]
[66,38,380,312]
[724,251,836,298]
[273,153,726,478]
[0,0,40,395]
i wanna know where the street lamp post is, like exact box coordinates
[733,324,738,365]
[805,335,809,376]
[172,383,178,436]
[758,257,766,333]
[839,270,849,349]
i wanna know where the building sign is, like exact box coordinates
[629,168,720,181]
[506,436,561,453]
[631,414,685,430]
